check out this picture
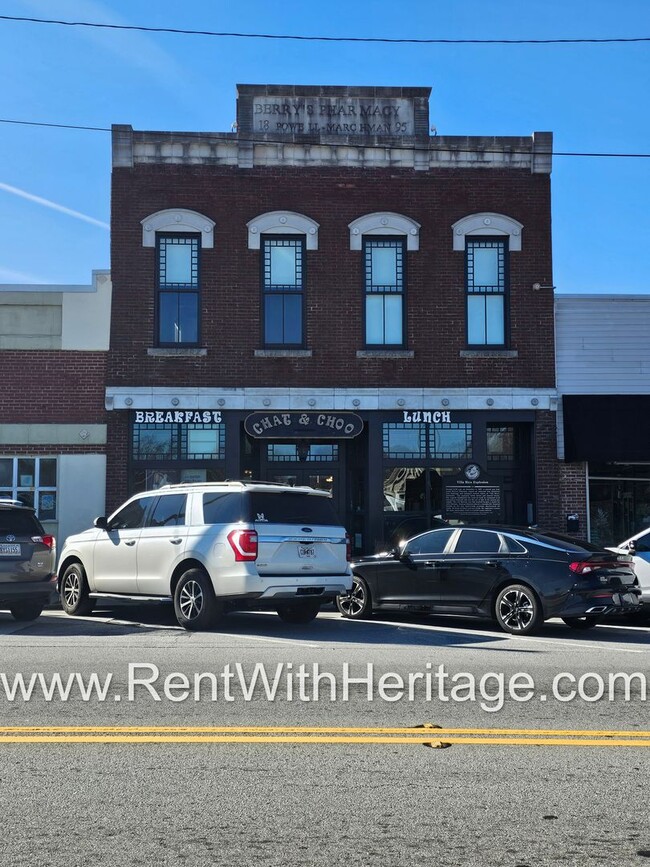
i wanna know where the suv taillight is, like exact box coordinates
[32,535,55,550]
[346,533,351,562]
[227,529,258,562]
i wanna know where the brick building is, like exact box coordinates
[107,84,559,553]
[0,271,110,543]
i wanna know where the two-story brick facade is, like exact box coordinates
[107,85,558,553]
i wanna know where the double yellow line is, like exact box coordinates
[0,725,649,746]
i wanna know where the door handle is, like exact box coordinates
[423,561,443,568]
[124,540,136,547]
[485,560,502,568]
[169,538,183,545]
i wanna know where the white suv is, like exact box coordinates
[57,481,353,630]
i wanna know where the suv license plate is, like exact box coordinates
[0,544,21,555]
[298,545,315,559]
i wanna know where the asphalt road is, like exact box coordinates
[0,605,649,867]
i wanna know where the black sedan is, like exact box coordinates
[336,526,641,634]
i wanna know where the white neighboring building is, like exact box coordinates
[556,293,650,546]
[0,270,111,547]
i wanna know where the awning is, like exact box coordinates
[563,395,650,462]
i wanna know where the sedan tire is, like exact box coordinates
[494,583,542,635]
[174,568,222,631]
[60,562,95,617]
[562,616,599,630]
[336,576,372,619]
[9,600,44,621]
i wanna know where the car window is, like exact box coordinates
[453,529,503,554]
[0,510,43,536]
[633,533,650,553]
[147,494,187,528]
[108,497,155,531]
[202,493,244,525]
[247,492,341,526]
[405,529,455,555]
[504,536,527,554]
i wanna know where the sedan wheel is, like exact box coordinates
[336,576,372,619]
[174,568,222,631]
[60,563,95,616]
[495,583,541,635]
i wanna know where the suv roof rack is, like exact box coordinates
[151,479,319,492]
[0,498,31,508]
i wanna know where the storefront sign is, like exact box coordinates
[252,96,414,136]
[402,410,452,423]
[442,464,503,522]
[245,411,363,439]
[134,410,222,424]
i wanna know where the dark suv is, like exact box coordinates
[0,499,57,621]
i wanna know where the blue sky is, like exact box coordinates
[0,0,648,292]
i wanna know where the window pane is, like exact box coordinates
[406,528,455,555]
[187,428,219,458]
[366,295,384,344]
[473,247,499,287]
[133,427,175,460]
[16,491,34,509]
[17,459,35,487]
[486,295,504,344]
[384,295,403,344]
[383,467,426,511]
[165,244,194,284]
[487,426,514,459]
[0,459,12,487]
[283,294,302,343]
[159,294,179,343]
[265,295,283,343]
[148,494,187,528]
[432,425,472,459]
[454,529,502,553]
[270,245,297,286]
[38,491,57,521]
[39,459,57,487]
[178,294,198,343]
[371,247,397,286]
[467,295,485,344]
[383,424,426,459]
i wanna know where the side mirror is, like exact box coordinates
[627,540,637,553]
[94,516,108,530]
[398,547,412,561]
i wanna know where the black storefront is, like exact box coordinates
[126,407,538,554]
[563,395,650,545]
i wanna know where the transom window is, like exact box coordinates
[267,443,338,463]
[466,238,507,346]
[0,457,57,520]
[133,422,225,462]
[262,237,304,346]
[157,234,200,345]
[364,238,405,346]
[383,423,472,460]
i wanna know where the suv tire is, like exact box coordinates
[174,568,222,631]
[10,600,44,621]
[60,563,96,616]
[276,600,321,624]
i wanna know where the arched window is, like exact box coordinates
[349,212,420,348]
[247,211,319,347]
[141,209,215,347]
[452,213,523,348]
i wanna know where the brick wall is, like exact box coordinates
[109,164,554,389]
[534,410,561,532]
[0,351,106,424]
[558,462,588,537]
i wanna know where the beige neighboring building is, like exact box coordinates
[0,270,111,546]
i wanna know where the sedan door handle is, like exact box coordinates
[423,561,443,567]
[485,560,502,568]
[169,538,183,545]
[124,540,136,547]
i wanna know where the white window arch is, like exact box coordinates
[451,212,523,252]
[141,209,215,248]
[349,212,420,251]
[247,211,319,250]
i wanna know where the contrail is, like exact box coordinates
[0,181,109,229]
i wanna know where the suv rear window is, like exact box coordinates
[247,492,341,526]
[0,509,44,536]
[202,493,244,525]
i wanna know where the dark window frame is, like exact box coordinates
[465,237,509,349]
[362,236,407,348]
[261,234,306,348]
[155,232,201,348]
